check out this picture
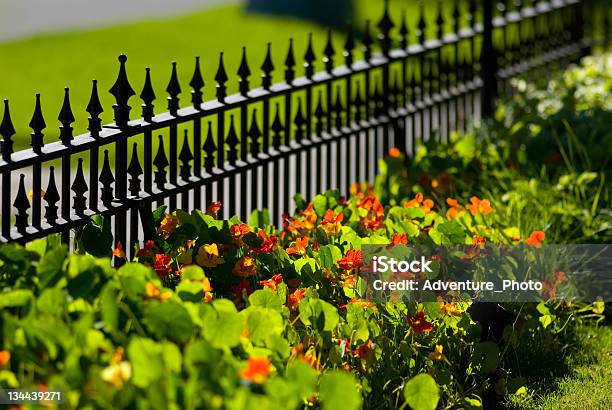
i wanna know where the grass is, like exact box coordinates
[0,0,462,150]
[504,323,612,409]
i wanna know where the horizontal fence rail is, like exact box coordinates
[0,0,607,260]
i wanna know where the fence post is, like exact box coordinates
[481,0,497,120]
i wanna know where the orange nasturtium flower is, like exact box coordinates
[0,350,10,366]
[404,193,424,208]
[287,237,309,255]
[153,254,172,277]
[525,230,545,246]
[101,361,132,388]
[112,241,126,259]
[260,274,284,291]
[252,230,278,254]
[232,257,257,277]
[206,201,222,216]
[320,209,344,236]
[287,288,307,310]
[145,281,172,301]
[388,147,401,158]
[196,244,225,267]
[407,310,433,333]
[438,298,462,316]
[391,233,408,245]
[338,249,363,272]
[428,344,447,361]
[466,196,492,215]
[230,223,250,241]
[159,213,179,239]
[240,357,272,384]
[445,198,461,219]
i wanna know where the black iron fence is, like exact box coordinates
[0,0,607,258]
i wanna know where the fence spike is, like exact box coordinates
[190,56,205,108]
[353,80,363,123]
[314,90,326,135]
[127,142,143,196]
[285,38,296,84]
[215,52,228,103]
[58,87,75,146]
[225,115,239,164]
[452,0,461,34]
[323,29,335,73]
[44,166,60,224]
[377,0,395,56]
[153,135,168,189]
[417,1,427,44]
[400,9,409,49]
[99,149,115,206]
[468,0,477,27]
[261,43,275,90]
[166,61,181,116]
[294,99,306,141]
[271,104,283,149]
[14,174,30,234]
[304,33,316,79]
[249,109,262,154]
[72,158,88,214]
[109,54,135,129]
[436,1,445,39]
[140,67,156,122]
[373,79,383,116]
[0,99,16,161]
[204,121,217,171]
[28,94,46,154]
[391,70,401,109]
[333,86,344,129]
[238,46,252,97]
[363,20,373,61]
[344,24,355,67]
[179,129,194,180]
[86,80,103,136]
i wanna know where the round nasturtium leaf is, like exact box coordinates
[403,373,440,410]
[319,371,362,410]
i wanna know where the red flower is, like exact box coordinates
[287,288,307,310]
[232,257,257,277]
[354,340,373,360]
[231,280,253,302]
[252,230,277,254]
[230,223,250,241]
[287,237,309,255]
[112,241,126,259]
[391,233,408,245]
[338,249,363,272]
[154,253,172,277]
[136,240,155,258]
[407,310,433,333]
[525,230,545,246]
[240,357,272,384]
[260,274,284,291]
[206,201,222,216]
[320,209,344,236]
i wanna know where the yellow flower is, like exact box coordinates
[145,282,172,301]
[428,344,447,362]
[101,361,132,388]
[196,244,225,267]
[159,213,179,238]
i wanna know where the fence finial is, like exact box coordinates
[215,52,228,103]
[399,9,409,49]
[14,174,30,234]
[304,33,316,79]
[249,109,261,154]
[28,94,46,153]
[271,104,283,149]
[140,67,156,122]
[99,150,115,207]
[127,142,143,196]
[314,90,326,135]
[190,56,205,108]
[417,1,427,44]
[109,54,136,129]
[166,61,182,116]
[333,85,344,129]
[0,99,16,161]
[58,87,75,146]
[203,121,217,171]
[377,0,395,56]
[225,115,238,165]
[436,1,445,39]
[284,38,296,84]
[452,0,461,34]
[323,29,335,73]
[44,166,60,224]
[261,43,275,90]
[293,99,305,141]
[344,24,355,67]
[179,129,194,179]
[363,20,373,61]
[238,46,252,97]
[87,80,104,136]
[72,158,88,214]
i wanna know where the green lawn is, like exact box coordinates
[0,0,459,150]
[505,323,612,409]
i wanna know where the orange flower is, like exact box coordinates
[320,209,344,236]
[340,272,358,288]
[230,223,250,241]
[287,237,309,255]
[407,310,433,333]
[145,281,172,301]
[388,147,401,158]
[404,193,424,208]
[112,241,126,259]
[153,254,172,277]
[159,213,179,239]
[206,201,222,216]
[358,195,385,231]
[240,357,272,384]
[136,240,155,258]
[0,350,10,366]
[232,257,257,277]
[348,298,377,310]
[251,230,278,254]
[391,233,408,245]
[472,235,486,245]
[445,198,461,219]
[438,298,462,316]
[288,288,307,310]
[354,340,374,360]
[525,230,545,246]
[260,274,284,291]
[428,344,446,361]
[338,249,363,271]
[466,196,492,215]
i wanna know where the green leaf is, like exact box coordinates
[299,299,339,332]
[201,300,246,349]
[249,209,271,228]
[37,244,67,289]
[81,214,113,257]
[319,371,362,410]
[244,306,284,345]
[127,337,164,388]
[403,373,440,410]
[249,288,284,311]
[144,301,194,342]
[0,289,34,309]
[319,245,342,270]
